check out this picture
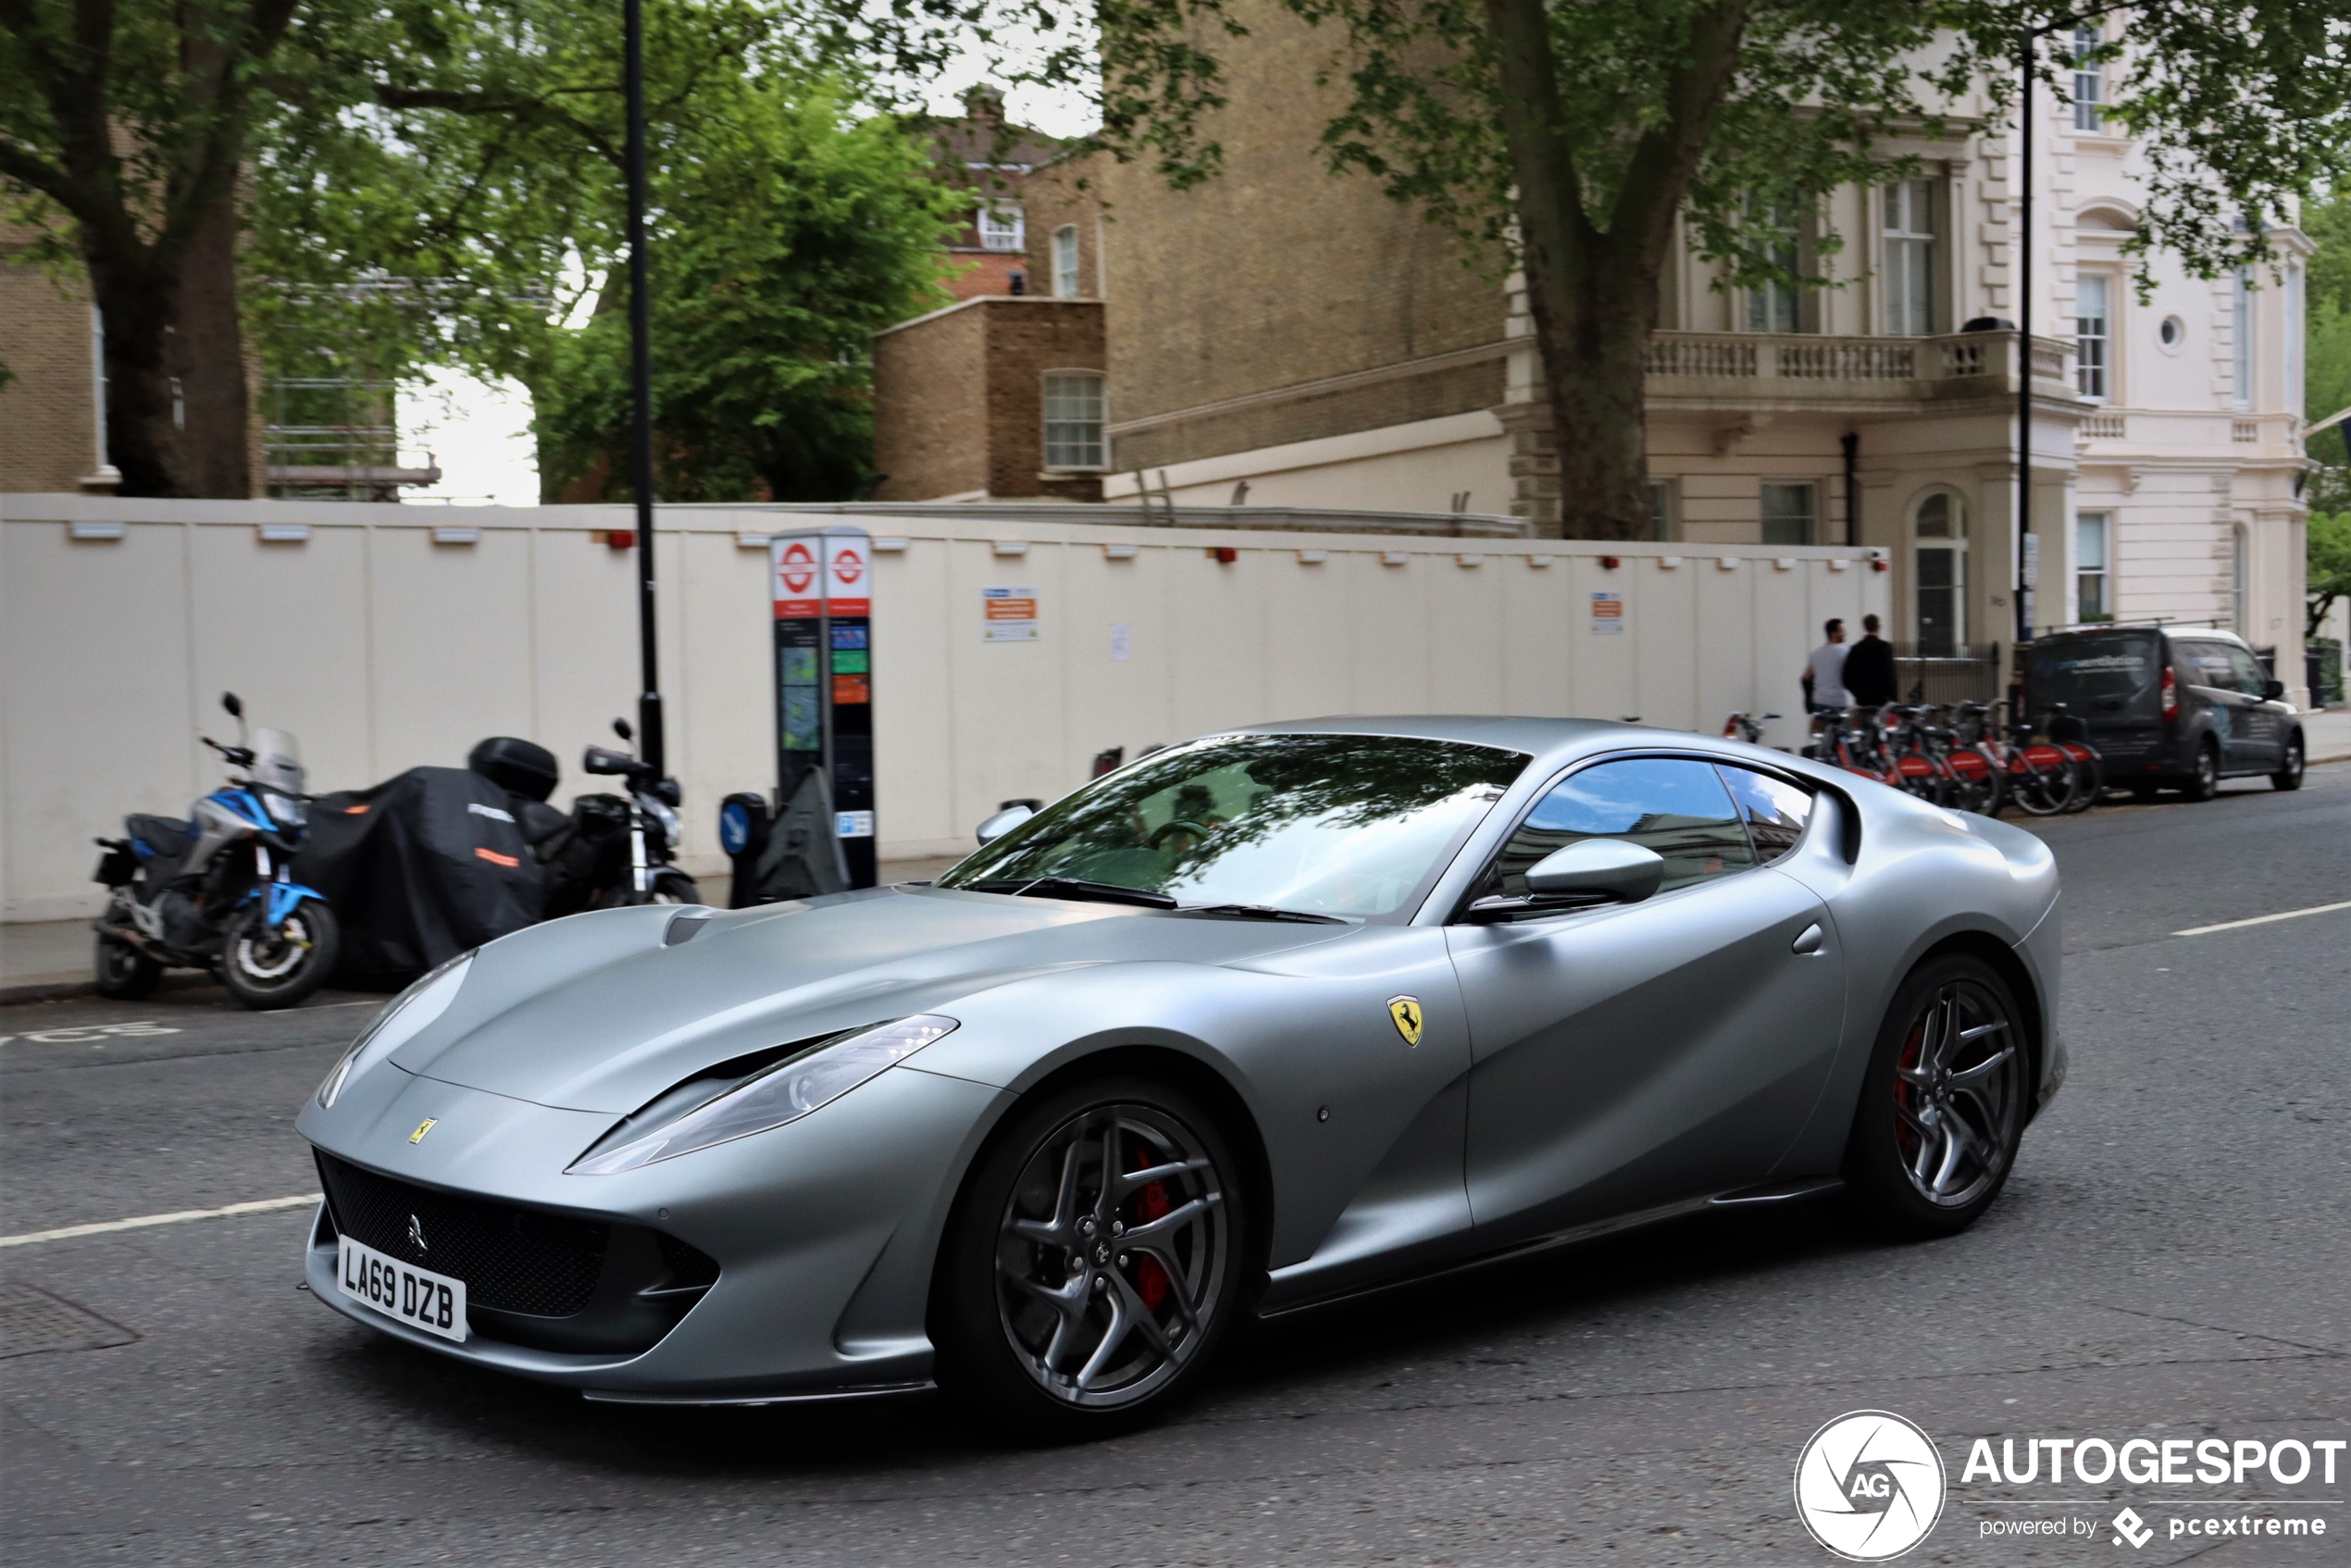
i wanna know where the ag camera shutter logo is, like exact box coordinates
[1794,1411,1947,1561]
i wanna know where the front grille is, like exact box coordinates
[317,1152,608,1317]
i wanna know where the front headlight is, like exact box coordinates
[316,952,474,1108]
[566,1014,957,1175]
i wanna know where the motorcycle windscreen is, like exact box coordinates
[251,728,306,795]
[293,765,544,983]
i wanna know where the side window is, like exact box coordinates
[2223,645,2270,696]
[1717,765,1814,862]
[2175,641,2233,690]
[1489,758,1757,898]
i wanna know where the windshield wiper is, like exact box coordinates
[1179,902,1349,925]
[962,877,1178,910]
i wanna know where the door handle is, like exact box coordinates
[1791,923,1825,956]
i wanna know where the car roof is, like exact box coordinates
[1233,715,1666,765]
[2037,624,2248,647]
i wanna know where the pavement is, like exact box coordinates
[3,765,2346,1565]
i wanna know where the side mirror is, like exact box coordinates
[221,692,243,717]
[1466,839,1665,922]
[1526,839,1666,902]
[976,803,1037,846]
[582,745,634,776]
[613,716,633,742]
[2261,678,2286,703]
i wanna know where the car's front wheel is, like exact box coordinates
[935,1076,1246,1439]
[2272,734,2305,792]
[1845,954,2029,1238]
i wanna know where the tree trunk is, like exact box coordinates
[1482,0,1748,540]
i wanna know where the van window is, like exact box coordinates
[2028,634,2161,710]
[2174,641,2242,692]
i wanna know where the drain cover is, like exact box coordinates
[0,1284,137,1358]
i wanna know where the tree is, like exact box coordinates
[1,0,325,495]
[816,0,2351,537]
[2310,510,2351,642]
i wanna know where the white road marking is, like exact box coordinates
[0,1020,182,1047]
[0,1193,320,1250]
[2172,899,2351,938]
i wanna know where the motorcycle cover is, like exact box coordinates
[294,766,543,983]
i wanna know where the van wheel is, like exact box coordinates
[2178,740,2220,802]
[2271,735,2305,792]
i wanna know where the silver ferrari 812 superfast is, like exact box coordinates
[299,716,2063,1436]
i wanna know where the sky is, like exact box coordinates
[396,72,1091,506]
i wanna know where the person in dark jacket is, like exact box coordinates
[1844,614,1898,708]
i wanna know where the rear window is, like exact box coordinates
[2029,634,2162,708]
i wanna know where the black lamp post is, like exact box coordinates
[625,0,665,777]
[2017,31,2036,649]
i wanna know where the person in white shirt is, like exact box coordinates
[1803,619,1851,713]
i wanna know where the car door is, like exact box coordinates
[2176,641,2263,772]
[1446,756,1844,1245]
[2220,643,2285,770]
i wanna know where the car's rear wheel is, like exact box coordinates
[2179,739,2220,802]
[935,1076,1245,1439]
[1845,954,2029,1238]
[2272,734,2305,792]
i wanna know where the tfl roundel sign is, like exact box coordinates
[775,538,821,616]
[772,528,873,618]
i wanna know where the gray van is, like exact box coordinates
[2024,626,2307,800]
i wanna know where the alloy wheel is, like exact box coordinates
[993,1103,1229,1410]
[1891,979,2024,1210]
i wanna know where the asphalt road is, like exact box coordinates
[5,766,2347,1566]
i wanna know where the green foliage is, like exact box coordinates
[250,1,963,502]
[2310,509,2351,640]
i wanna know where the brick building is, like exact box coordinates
[929,93,1066,305]
[872,6,2317,701]
[0,223,116,493]
[871,297,1105,502]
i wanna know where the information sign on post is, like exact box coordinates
[770,524,877,889]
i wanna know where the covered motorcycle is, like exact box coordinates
[293,765,545,985]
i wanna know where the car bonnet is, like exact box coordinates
[388,886,1350,1114]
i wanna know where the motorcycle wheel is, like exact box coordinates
[649,869,701,904]
[219,901,341,1011]
[93,933,163,1000]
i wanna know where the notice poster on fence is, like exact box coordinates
[984,586,1040,641]
[1589,591,1624,635]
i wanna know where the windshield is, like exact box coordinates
[939,733,1530,919]
[250,728,305,795]
[2028,635,2161,711]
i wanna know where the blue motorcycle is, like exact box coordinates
[93,692,341,1009]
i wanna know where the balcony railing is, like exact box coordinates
[1643,330,2074,403]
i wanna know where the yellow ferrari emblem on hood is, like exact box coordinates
[1387,996,1424,1046]
[409,1118,437,1144]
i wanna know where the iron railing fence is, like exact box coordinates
[1891,641,2004,706]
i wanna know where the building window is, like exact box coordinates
[2076,511,2110,622]
[2072,26,2104,131]
[1648,479,1678,541]
[1883,180,1937,336]
[2232,524,2248,634]
[1042,373,1105,469]
[2076,274,2110,400]
[978,202,1025,253]
[1051,226,1080,298]
[2233,268,2254,409]
[1760,481,1816,546]
[1913,492,1969,656]
[1747,200,1804,333]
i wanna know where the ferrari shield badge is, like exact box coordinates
[1387,996,1424,1046]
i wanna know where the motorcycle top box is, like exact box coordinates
[466,737,560,803]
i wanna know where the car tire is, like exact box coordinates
[2178,739,2220,802]
[934,1075,1248,1441]
[93,934,162,1000]
[1844,953,2030,1240]
[2272,734,2305,792]
[219,900,340,1010]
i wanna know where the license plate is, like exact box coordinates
[336,1235,468,1342]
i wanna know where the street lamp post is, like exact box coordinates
[2017,32,2035,651]
[624,0,665,778]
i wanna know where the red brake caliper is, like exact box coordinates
[1894,1022,1924,1160]
[1129,1139,1171,1313]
